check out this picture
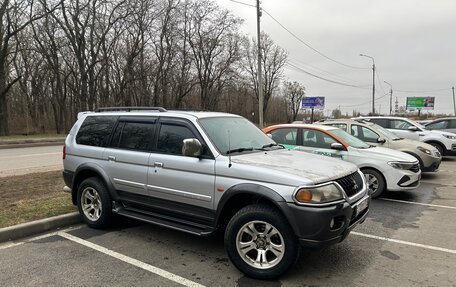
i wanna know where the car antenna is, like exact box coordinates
[228,130,232,168]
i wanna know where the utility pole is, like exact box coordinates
[360,54,375,115]
[256,0,264,127]
[453,86,455,116]
[384,81,393,115]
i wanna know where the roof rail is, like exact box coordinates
[95,106,167,112]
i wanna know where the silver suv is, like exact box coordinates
[63,107,369,279]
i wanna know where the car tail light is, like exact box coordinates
[63,145,66,160]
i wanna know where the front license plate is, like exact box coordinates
[355,197,369,217]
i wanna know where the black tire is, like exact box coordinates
[428,142,444,156]
[77,177,112,229]
[361,168,386,198]
[224,204,300,279]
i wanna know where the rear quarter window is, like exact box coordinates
[76,116,118,147]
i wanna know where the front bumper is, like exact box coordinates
[279,195,370,249]
[385,168,421,191]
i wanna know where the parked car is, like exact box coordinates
[263,124,421,198]
[424,117,456,134]
[63,107,369,279]
[357,116,456,156]
[319,119,442,172]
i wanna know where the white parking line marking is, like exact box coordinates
[59,232,206,287]
[352,232,456,255]
[380,198,456,210]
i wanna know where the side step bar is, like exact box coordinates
[113,207,215,237]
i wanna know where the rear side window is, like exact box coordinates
[390,119,413,130]
[76,116,117,147]
[269,128,298,145]
[111,122,155,152]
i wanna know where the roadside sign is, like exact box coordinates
[406,97,435,110]
[301,97,325,109]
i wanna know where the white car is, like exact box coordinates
[264,124,421,198]
[358,116,456,156]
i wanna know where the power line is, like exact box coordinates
[339,92,389,108]
[228,0,255,8]
[286,61,370,89]
[261,8,369,70]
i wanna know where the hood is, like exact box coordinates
[230,148,358,184]
[360,146,418,162]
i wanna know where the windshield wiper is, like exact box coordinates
[392,138,404,141]
[226,147,254,155]
[260,143,285,149]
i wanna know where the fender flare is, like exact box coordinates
[72,163,118,204]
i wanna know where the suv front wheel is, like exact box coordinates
[224,204,300,279]
[77,177,112,229]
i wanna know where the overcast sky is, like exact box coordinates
[216,0,456,115]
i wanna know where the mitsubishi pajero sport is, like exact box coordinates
[63,107,369,279]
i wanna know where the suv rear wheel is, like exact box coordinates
[224,204,299,279]
[77,177,112,229]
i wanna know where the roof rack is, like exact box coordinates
[95,107,167,113]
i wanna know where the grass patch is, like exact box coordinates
[0,170,76,228]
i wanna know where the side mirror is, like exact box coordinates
[377,137,386,144]
[331,142,345,151]
[182,138,202,157]
[408,126,420,132]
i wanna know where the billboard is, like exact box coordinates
[301,97,325,109]
[406,97,435,110]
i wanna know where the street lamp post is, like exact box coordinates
[360,54,375,115]
[384,81,393,115]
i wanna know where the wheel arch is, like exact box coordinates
[214,184,288,232]
[72,163,117,205]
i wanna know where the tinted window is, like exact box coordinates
[157,124,195,155]
[351,124,379,142]
[369,118,388,128]
[269,128,298,145]
[76,116,117,147]
[302,129,337,149]
[451,120,456,128]
[426,120,448,130]
[112,122,155,151]
[390,119,413,130]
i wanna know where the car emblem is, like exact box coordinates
[352,179,359,190]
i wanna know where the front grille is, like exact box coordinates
[335,172,364,197]
[409,163,420,173]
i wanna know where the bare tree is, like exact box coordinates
[188,0,242,110]
[283,80,305,122]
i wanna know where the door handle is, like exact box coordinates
[154,162,164,168]
[108,155,116,162]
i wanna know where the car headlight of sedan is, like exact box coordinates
[417,146,431,155]
[443,134,456,140]
[387,161,415,170]
[295,183,344,204]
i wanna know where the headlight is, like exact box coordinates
[443,134,456,140]
[417,146,431,155]
[387,161,415,170]
[295,183,344,204]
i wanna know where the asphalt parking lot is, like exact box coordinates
[1,158,455,287]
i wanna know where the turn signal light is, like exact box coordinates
[295,189,312,202]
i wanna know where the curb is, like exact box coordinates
[0,212,81,243]
[0,141,64,149]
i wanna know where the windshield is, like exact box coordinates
[199,117,276,155]
[369,123,401,140]
[330,128,370,149]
